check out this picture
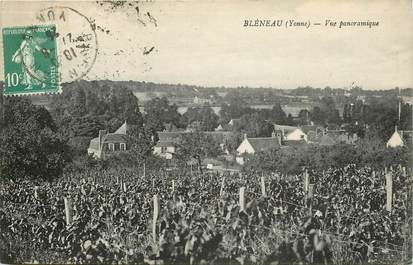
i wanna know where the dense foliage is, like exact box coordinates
[0,165,411,264]
[0,98,70,181]
[243,138,411,175]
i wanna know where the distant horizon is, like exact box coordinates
[62,79,413,92]
[1,79,412,93]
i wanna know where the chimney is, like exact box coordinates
[277,134,282,145]
[271,130,276,138]
[99,130,107,151]
[243,133,247,140]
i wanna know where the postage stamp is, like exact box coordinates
[2,25,60,96]
[35,6,98,83]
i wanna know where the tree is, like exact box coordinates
[0,97,70,181]
[144,97,182,131]
[234,112,273,137]
[175,132,221,173]
[182,105,219,131]
[310,106,326,126]
[297,109,310,125]
[218,97,253,125]
[126,124,155,165]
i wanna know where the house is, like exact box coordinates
[153,130,234,159]
[273,124,308,142]
[193,96,212,104]
[236,133,282,164]
[310,129,358,146]
[300,125,325,142]
[228,118,241,127]
[87,122,128,159]
[215,124,224,131]
[153,140,176,159]
[386,127,412,148]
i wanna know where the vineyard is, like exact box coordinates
[0,165,412,264]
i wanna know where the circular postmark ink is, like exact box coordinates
[35,6,98,84]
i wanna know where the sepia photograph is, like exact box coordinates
[0,0,412,264]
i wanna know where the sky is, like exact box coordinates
[1,0,412,90]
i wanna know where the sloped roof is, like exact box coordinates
[273,124,298,134]
[157,131,233,143]
[283,139,308,147]
[387,131,404,147]
[158,131,186,141]
[300,125,324,134]
[114,121,127,134]
[247,137,281,152]
[155,141,176,147]
[103,133,128,143]
[88,137,100,150]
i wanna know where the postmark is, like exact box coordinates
[36,6,98,83]
[2,25,60,96]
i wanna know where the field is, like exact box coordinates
[0,165,411,264]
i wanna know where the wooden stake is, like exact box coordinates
[64,197,73,226]
[308,184,315,199]
[172,180,175,194]
[220,177,226,197]
[239,187,246,212]
[153,195,159,242]
[261,176,266,197]
[386,170,393,212]
[34,186,39,200]
[143,162,146,178]
[304,169,309,193]
[123,182,127,192]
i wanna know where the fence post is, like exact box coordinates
[153,195,159,242]
[220,177,226,197]
[123,182,127,193]
[34,186,39,200]
[239,187,246,212]
[261,176,266,197]
[143,162,146,178]
[64,197,73,226]
[304,169,309,193]
[386,169,393,212]
[308,184,314,199]
[172,180,175,194]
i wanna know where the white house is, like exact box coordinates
[87,122,128,159]
[386,127,404,148]
[236,133,281,164]
[153,141,176,159]
[273,124,308,142]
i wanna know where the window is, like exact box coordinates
[161,146,167,153]
[108,143,114,151]
[120,143,126,151]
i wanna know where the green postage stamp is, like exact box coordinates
[2,25,60,96]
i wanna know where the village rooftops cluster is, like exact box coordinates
[87,120,404,164]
